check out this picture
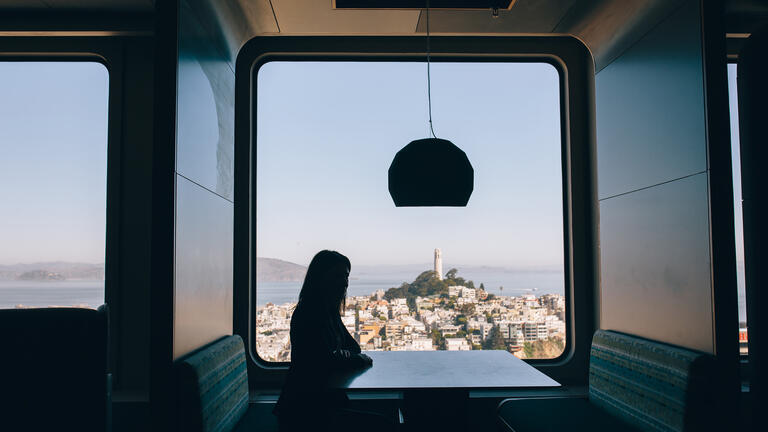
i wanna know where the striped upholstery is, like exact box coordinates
[176,335,250,432]
[589,330,721,432]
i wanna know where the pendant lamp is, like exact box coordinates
[388,1,474,207]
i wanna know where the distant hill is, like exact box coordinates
[256,257,306,282]
[0,262,104,281]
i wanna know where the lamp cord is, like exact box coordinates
[426,0,437,139]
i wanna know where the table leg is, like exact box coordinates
[402,389,468,432]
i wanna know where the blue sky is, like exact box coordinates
[728,63,747,321]
[0,62,108,265]
[0,60,744,283]
[728,64,744,266]
[256,61,564,268]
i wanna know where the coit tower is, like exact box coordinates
[434,248,443,280]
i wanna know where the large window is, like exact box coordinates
[0,61,109,310]
[254,61,566,362]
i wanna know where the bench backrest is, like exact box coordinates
[589,330,723,432]
[0,306,109,431]
[176,335,249,432]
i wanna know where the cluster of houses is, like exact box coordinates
[257,286,566,362]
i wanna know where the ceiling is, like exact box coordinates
[2,0,767,68]
[232,0,687,70]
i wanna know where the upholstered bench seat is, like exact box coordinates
[498,330,724,432]
[498,396,643,432]
[175,335,278,432]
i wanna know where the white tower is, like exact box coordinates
[434,248,443,280]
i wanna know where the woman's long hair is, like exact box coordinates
[296,250,351,315]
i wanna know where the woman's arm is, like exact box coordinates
[329,348,371,368]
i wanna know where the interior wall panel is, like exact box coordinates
[173,0,236,360]
[596,0,717,353]
[174,176,234,359]
[176,0,235,201]
[595,1,706,200]
[600,174,713,352]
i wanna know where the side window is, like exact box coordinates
[0,61,109,309]
[727,63,748,355]
[253,61,566,362]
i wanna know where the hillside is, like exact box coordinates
[0,262,104,281]
[256,257,307,282]
[384,268,476,302]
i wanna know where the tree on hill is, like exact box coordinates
[407,296,417,313]
[430,329,446,350]
[458,303,475,316]
[383,269,479,318]
[384,271,445,300]
[445,268,458,280]
[384,270,450,305]
[383,281,411,301]
[482,325,507,350]
[444,268,475,289]
[409,270,447,297]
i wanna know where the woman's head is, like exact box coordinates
[297,250,351,314]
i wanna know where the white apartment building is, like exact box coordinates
[416,298,434,310]
[386,321,405,339]
[467,320,493,339]
[358,309,373,321]
[445,338,471,351]
[448,285,464,297]
[523,322,549,342]
[410,338,435,351]
[391,303,410,317]
[374,304,389,316]
[439,324,460,336]
[419,308,437,322]
[457,297,477,306]
[470,333,482,345]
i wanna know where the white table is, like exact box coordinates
[330,350,560,390]
[330,351,560,430]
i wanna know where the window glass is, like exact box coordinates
[0,62,109,309]
[255,61,565,361]
[727,63,748,355]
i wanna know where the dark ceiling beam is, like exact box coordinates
[0,11,154,36]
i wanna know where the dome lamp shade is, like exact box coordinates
[388,138,474,206]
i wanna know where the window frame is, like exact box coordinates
[234,36,598,387]
[252,57,566,361]
[0,37,122,382]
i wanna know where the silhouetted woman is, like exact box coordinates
[274,250,393,432]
